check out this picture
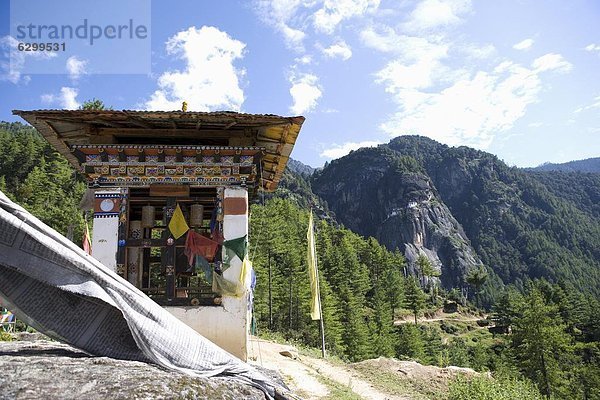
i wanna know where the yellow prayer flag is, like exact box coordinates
[240,257,252,289]
[307,211,322,320]
[168,204,189,239]
[83,220,92,255]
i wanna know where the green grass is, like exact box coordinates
[257,329,348,365]
[351,363,439,400]
[315,373,363,400]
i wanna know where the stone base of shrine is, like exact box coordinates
[165,300,250,361]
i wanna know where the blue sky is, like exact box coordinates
[1,0,599,168]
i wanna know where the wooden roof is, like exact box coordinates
[12,109,305,192]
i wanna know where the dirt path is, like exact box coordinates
[304,355,411,400]
[394,311,484,325]
[248,337,329,399]
[248,337,409,400]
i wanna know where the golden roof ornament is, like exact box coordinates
[182,101,188,112]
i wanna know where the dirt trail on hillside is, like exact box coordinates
[248,338,328,399]
[248,337,410,400]
[304,355,411,400]
[394,310,484,325]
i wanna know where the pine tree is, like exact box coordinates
[404,276,426,325]
[369,282,395,357]
[396,324,424,361]
[385,266,404,321]
[340,286,372,361]
[421,325,443,365]
[511,285,574,398]
[416,254,439,293]
[466,265,488,307]
[491,286,521,330]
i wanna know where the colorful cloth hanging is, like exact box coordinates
[209,207,224,243]
[195,255,213,283]
[184,230,220,264]
[168,204,189,239]
[222,235,248,261]
[212,256,252,298]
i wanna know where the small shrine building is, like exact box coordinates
[13,109,304,360]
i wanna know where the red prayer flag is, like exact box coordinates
[184,230,220,265]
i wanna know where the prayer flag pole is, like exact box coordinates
[307,210,326,357]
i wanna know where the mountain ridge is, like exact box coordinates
[284,135,600,304]
[529,157,600,173]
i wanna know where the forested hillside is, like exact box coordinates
[247,195,600,399]
[312,136,600,305]
[531,157,600,173]
[527,170,600,219]
[0,122,86,242]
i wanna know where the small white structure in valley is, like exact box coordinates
[14,109,304,361]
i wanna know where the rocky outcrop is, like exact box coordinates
[0,337,266,400]
[312,147,483,288]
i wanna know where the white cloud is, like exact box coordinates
[531,53,572,73]
[528,122,543,128]
[460,43,496,59]
[320,140,381,159]
[403,0,472,32]
[513,38,534,51]
[145,26,246,111]
[363,26,450,91]
[361,26,449,60]
[321,40,352,60]
[0,35,57,84]
[574,95,600,113]
[254,0,308,51]
[66,56,88,80]
[376,58,443,90]
[41,87,80,109]
[314,0,380,34]
[280,24,307,51]
[377,55,573,149]
[295,55,313,65]
[289,72,322,114]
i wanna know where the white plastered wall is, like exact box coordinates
[91,190,121,273]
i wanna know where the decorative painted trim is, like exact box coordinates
[93,213,119,218]
[95,193,122,199]
[72,144,264,151]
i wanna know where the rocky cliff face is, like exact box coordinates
[0,336,267,400]
[307,136,600,303]
[312,147,483,288]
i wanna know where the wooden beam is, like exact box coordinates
[38,120,81,170]
[95,128,248,138]
[149,184,190,197]
[129,119,153,129]
[91,119,125,128]
[223,122,237,130]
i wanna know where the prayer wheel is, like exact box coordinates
[129,220,142,239]
[141,205,155,228]
[128,221,142,286]
[190,204,204,227]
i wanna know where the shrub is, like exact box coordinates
[441,321,459,334]
[448,375,544,400]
